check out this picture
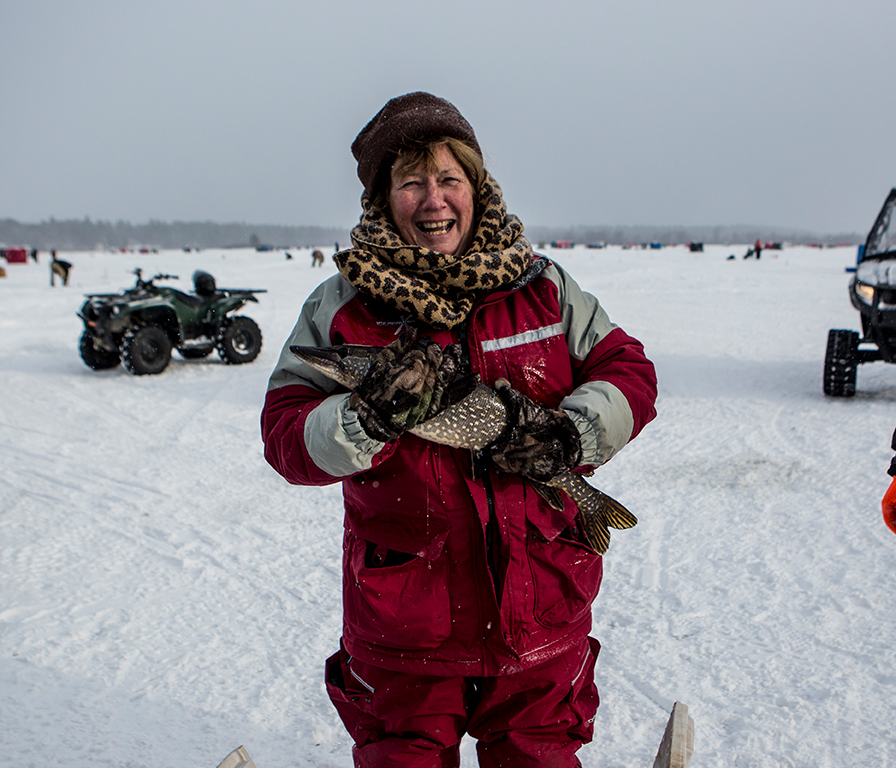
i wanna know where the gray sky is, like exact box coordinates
[3,0,894,234]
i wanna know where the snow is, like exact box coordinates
[2,244,895,767]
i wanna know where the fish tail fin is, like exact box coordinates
[561,474,638,530]
[580,514,612,555]
[549,473,638,554]
[598,491,638,530]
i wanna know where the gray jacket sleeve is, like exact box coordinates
[266,275,387,477]
[544,262,637,467]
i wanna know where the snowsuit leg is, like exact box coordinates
[51,260,69,286]
[325,644,466,767]
[468,636,600,768]
[324,636,599,768]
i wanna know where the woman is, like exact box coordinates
[261,92,658,767]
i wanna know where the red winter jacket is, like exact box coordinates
[261,257,657,676]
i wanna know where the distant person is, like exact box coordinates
[30,248,39,263]
[50,250,72,286]
[754,239,762,260]
[311,249,325,267]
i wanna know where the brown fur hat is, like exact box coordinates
[352,92,481,197]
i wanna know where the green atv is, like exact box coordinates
[78,268,266,375]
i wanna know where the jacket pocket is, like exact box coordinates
[526,527,603,628]
[343,532,452,650]
[324,645,381,746]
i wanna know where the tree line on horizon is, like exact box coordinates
[0,217,862,251]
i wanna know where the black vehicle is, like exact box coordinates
[824,188,896,396]
[78,268,265,375]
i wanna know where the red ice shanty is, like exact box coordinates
[1,246,28,263]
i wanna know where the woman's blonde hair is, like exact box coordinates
[370,136,485,214]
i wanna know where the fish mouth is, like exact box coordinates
[289,345,344,365]
[416,219,455,236]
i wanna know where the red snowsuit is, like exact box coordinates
[882,478,896,534]
[262,257,657,765]
[883,427,896,535]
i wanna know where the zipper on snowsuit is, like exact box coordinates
[458,315,502,603]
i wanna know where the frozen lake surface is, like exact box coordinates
[2,243,894,767]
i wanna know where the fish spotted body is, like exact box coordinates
[290,343,637,554]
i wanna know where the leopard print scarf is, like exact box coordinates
[334,171,533,329]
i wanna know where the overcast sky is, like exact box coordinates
[3,0,894,235]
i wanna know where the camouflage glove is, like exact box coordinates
[350,334,473,443]
[426,343,479,416]
[488,378,583,482]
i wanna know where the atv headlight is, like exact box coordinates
[855,281,875,304]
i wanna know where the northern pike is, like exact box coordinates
[290,343,637,554]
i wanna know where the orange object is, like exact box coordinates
[882,476,896,534]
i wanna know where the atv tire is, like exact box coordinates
[123,324,173,375]
[823,329,859,397]
[217,316,262,364]
[79,331,121,371]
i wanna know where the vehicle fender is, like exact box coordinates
[125,303,183,343]
[212,296,254,316]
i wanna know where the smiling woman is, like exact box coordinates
[387,143,475,257]
[261,91,658,768]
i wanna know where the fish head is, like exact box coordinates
[289,344,382,389]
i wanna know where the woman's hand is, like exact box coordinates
[489,379,582,482]
[350,332,474,443]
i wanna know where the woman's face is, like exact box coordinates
[388,144,475,257]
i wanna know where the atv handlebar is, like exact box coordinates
[131,268,178,288]
[128,267,265,294]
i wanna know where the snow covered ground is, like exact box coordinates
[2,244,894,767]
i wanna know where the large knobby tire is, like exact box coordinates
[217,316,262,364]
[823,329,858,397]
[79,331,121,370]
[123,324,173,375]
